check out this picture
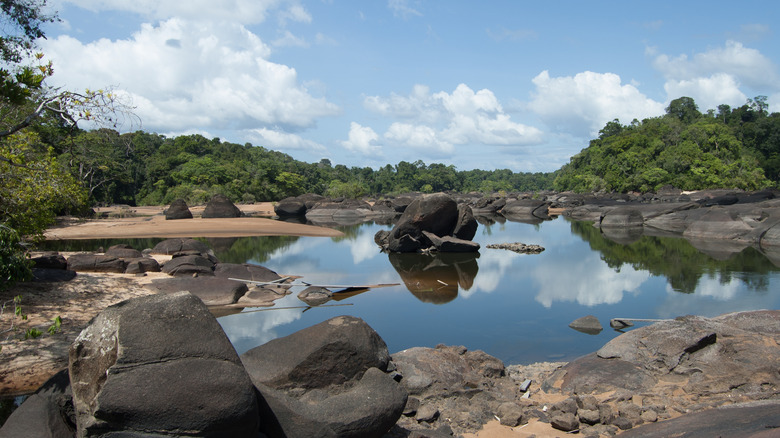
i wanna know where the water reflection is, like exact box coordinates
[388,252,479,304]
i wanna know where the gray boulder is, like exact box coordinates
[213,263,282,283]
[150,277,249,305]
[68,291,259,436]
[164,198,193,220]
[453,204,478,241]
[275,193,326,217]
[0,369,75,438]
[297,286,332,306]
[66,254,127,273]
[202,194,242,218]
[569,315,603,335]
[123,257,160,274]
[150,238,213,256]
[161,254,215,276]
[241,316,406,438]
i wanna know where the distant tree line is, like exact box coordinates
[553,96,780,193]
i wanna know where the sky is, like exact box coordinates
[37,0,780,173]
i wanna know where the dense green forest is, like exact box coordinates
[553,96,780,193]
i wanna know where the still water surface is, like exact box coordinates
[214,217,780,365]
[42,217,780,365]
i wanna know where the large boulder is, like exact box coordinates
[105,244,143,259]
[164,198,193,220]
[202,194,242,218]
[241,316,406,438]
[161,254,216,276]
[150,277,249,305]
[377,193,478,253]
[0,369,75,438]
[453,204,478,241]
[68,291,259,437]
[150,238,213,256]
[213,263,283,283]
[66,254,127,273]
[275,193,326,217]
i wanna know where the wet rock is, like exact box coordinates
[164,198,193,220]
[569,315,603,335]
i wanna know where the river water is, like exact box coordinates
[41,216,780,365]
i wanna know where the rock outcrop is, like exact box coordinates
[164,198,193,220]
[241,316,407,438]
[375,192,479,253]
[202,194,242,218]
[68,291,260,436]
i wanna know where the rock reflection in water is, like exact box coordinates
[388,252,480,304]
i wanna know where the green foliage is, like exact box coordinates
[555,96,775,193]
[0,224,32,287]
[325,180,368,199]
[0,132,88,238]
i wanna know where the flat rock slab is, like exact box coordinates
[618,400,780,438]
[150,277,248,305]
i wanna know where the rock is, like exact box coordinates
[569,315,603,335]
[550,412,579,432]
[403,397,420,416]
[164,198,193,220]
[241,316,405,438]
[485,242,544,254]
[0,369,75,438]
[578,408,600,425]
[452,204,478,241]
[66,254,127,273]
[384,193,462,253]
[123,257,160,274]
[297,286,333,306]
[416,404,439,423]
[275,194,326,217]
[601,207,644,228]
[202,194,242,218]
[501,199,550,219]
[105,244,143,259]
[551,397,579,415]
[68,291,259,436]
[31,253,68,270]
[161,254,215,276]
[598,403,616,425]
[150,277,249,305]
[496,402,523,427]
[640,409,658,423]
[422,231,481,253]
[542,353,657,394]
[31,268,77,282]
[682,208,753,242]
[150,238,213,255]
[213,263,282,282]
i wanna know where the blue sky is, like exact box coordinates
[40,1,780,172]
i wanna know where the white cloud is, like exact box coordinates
[245,128,326,153]
[388,0,422,19]
[341,122,382,155]
[528,70,665,137]
[41,18,340,134]
[57,0,307,25]
[363,83,543,154]
[652,40,780,91]
[663,73,747,112]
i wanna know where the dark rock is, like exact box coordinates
[297,286,332,306]
[31,268,77,282]
[403,397,420,416]
[682,208,753,241]
[612,416,634,430]
[385,193,460,253]
[105,244,143,259]
[161,254,215,276]
[569,315,603,335]
[150,238,213,255]
[164,198,193,220]
[0,369,75,438]
[150,277,249,305]
[452,204,478,241]
[501,199,550,219]
[68,291,259,436]
[422,231,481,253]
[202,194,242,218]
[551,397,579,415]
[213,263,282,282]
[123,257,160,274]
[31,253,68,270]
[601,207,644,228]
[486,242,544,254]
[550,412,579,432]
[617,400,780,438]
[275,194,326,217]
[241,316,405,438]
[578,408,600,425]
[66,254,127,273]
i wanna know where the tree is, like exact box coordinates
[665,97,700,124]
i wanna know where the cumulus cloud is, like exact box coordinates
[359,83,543,155]
[41,18,340,138]
[651,40,780,109]
[56,0,308,25]
[341,122,383,155]
[528,70,665,137]
[245,128,326,153]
